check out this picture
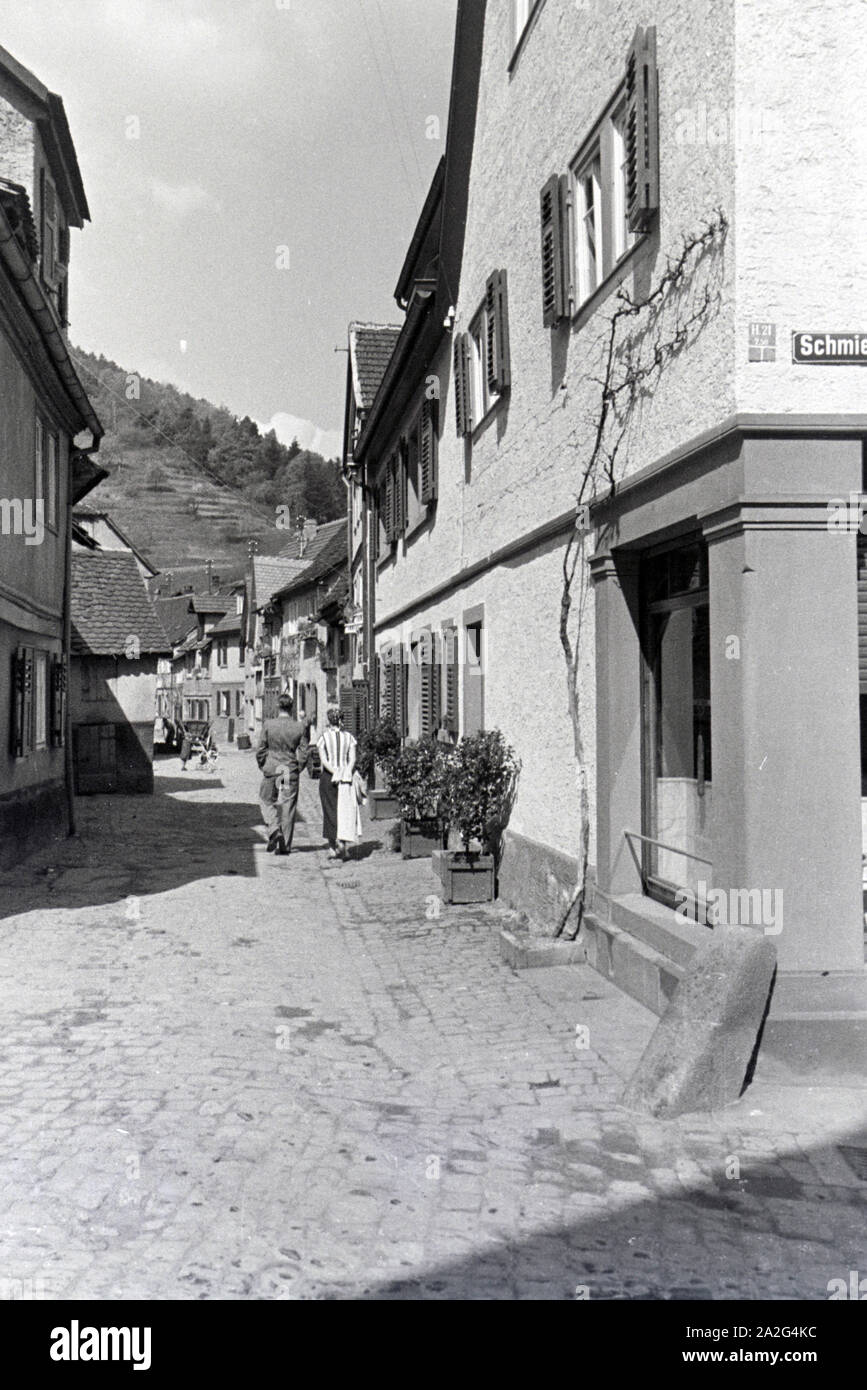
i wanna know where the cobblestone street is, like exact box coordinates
[0,750,863,1301]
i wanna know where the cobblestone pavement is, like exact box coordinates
[0,750,864,1301]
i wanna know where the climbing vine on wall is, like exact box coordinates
[557,211,729,940]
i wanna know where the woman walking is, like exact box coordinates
[317,708,362,860]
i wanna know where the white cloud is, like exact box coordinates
[150,178,214,217]
[259,412,342,461]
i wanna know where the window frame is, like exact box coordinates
[468,304,500,432]
[510,0,546,68]
[568,86,645,317]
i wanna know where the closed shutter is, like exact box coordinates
[443,627,458,733]
[420,634,434,740]
[420,400,438,505]
[11,647,33,757]
[339,684,356,734]
[858,537,867,691]
[453,334,473,437]
[385,647,397,723]
[485,269,511,395]
[372,485,381,560]
[353,679,369,735]
[541,174,568,327]
[42,178,59,285]
[625,26,659,233]
[50,656,67,747]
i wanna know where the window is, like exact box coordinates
[46,433,58,532]
[463,611,485,737]
[33,651,48,749]
[575,150,602,303]
[34,417,43,509]
[235,690,244,716]
[216,638,229,668]
[217,691,230,716]
[454,272,510,437]
[610,102,635,265]
[542,27,658,322]
[512,0,542,57]
[641,538,712,914]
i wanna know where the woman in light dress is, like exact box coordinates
[317,708,363,860]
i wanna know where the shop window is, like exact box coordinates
[641,537,712,913]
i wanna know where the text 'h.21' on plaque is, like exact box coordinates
[792,333,867,365]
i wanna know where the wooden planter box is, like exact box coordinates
[369,789,399,821]
[436,851,496,904]
[400,817,443,859]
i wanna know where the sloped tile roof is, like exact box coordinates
[71,552,171,656]
[277,517,345,564]
[349,323,401,411]
[153,595,196,645]
[252,556,307,606]
[273,525,347,601]
[209,609,242,635]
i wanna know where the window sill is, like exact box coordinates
[404,507,432,546]
[508,0,547,74]
[470,394,507,444]
[570,236,649,331]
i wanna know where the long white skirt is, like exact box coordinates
[337,782,362,843]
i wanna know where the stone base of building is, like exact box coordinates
[498,828,589,936]
[586,889,867,1081]
[0,780,69,869]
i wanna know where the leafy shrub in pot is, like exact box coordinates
[356,716,401,785]
[441,729,520,862]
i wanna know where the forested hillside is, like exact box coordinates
[71,348,346,574]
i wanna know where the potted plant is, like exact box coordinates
[436,730,520,903]
[357,716,401,818]
[386,739,450,858]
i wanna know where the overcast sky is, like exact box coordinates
[3,0,458,455]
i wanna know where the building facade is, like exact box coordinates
[70,552,170,795]
[0,45,103,865]
[351,0,867,1067]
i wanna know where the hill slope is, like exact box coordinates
[72,348,346,575]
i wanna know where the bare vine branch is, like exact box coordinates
[556,211,729,939]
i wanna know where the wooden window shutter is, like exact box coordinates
[419,400,438,505]
[397,443,408,536]
[419,635,433,740]
[339,684,356,734]
[432,633,442,733]
[393,643,407,738]
[625,26,659,233]
[384,464,395,542]
[453,334,473,437]
[385,648,397,722]
[50,656,67,747]
[11,647,34,757]
[485,269,511,394]
[372,486,381,561]
[541,174,568,327]
[444,628,458,733]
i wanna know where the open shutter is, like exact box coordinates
[453,334,473,437]
[50,656,67,747]
[625,26,659,233]
[394,643,407,738]
[486,269,511,394]
[384,464,395,543]
[397,444,407,537]
[10,647,33,757]
[541,174,568,327]
[443,628,458,734]
[372,485,381,561]
[419,400,438,505]
[42,178,59,285]
[385,647,397,723]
